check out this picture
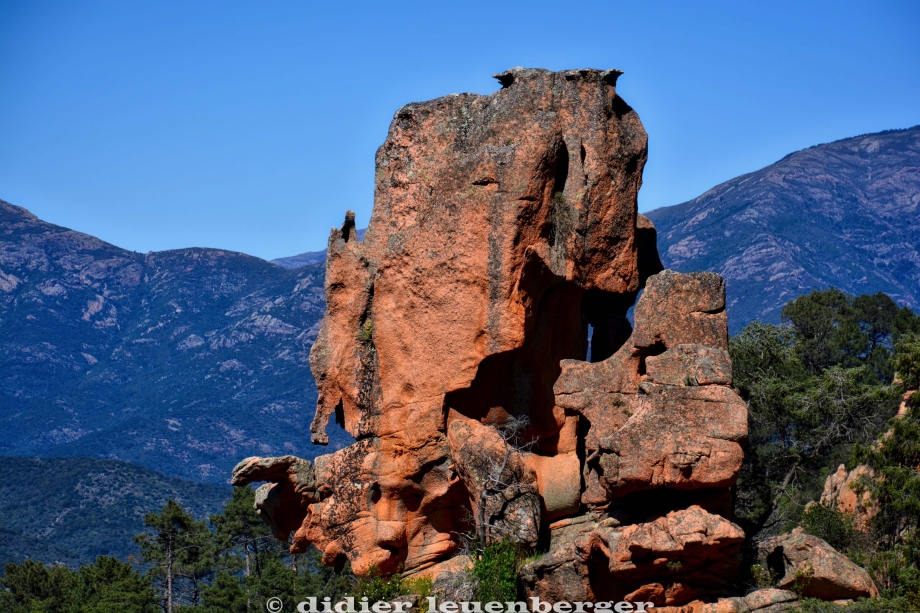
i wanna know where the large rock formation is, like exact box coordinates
[232,67,748,603]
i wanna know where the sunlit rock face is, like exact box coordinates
[232,68,748,602]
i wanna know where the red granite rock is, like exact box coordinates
[233,69,753,596]
[761,530,878,600]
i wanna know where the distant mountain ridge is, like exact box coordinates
[646,125,920,331]
[0,200,352,483]
[0,456,228,568]
[272,228,365,269]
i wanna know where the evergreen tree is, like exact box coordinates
[134,499,210,613]
[76,556,158,613]
[210,486,272,578]
[0,559,79,613]
[731,321,899,539]
[200,571,248,613]
[855,339,920,598]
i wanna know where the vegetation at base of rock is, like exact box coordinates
[351,567,404,603]
[749,563,777,589]
[471,539,523,603]
[798,596,920,613]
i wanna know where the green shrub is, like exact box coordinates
[894,332,920,389]
[749,563,776,589]
[801,504,855,552]
[351,567,405,603]
[472,539,520,603]
[402,577,433,613]
[358,318,374,345]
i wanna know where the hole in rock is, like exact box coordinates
[767,546,787,580]
[582,289,636,362]
[553,141,569,196]
[444,287,640,445]
[626,288,643,326]
[636,340,667,376]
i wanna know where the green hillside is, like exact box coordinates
[0,457,229,569]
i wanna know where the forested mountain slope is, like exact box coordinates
[0,457,228,568]
[646,126,920,332]
[0,200,351,483]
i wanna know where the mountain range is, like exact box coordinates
[1,125,918,489]
[0,201,352,483]
[647,125,920,331]
[276,127,920,333]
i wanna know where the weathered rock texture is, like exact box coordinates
[233,68,748,602]
[760,530,878,600]
[820,464,874,531]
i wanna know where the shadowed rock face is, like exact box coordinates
[232,68,747,600]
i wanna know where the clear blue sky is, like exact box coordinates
[1,1,918,261]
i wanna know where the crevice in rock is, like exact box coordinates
[553,141,569,196]
[608,487,734,525]
[548,142,573,272]
[444,279,586,441]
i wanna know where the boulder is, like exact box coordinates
[761,530,878,600]
[743,589,798,613]
[446,416,541,547]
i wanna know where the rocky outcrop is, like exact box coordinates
[760,530,878,600]
[521,506,744,605]
[233,67,753,603]
[817,388,917,530]
[820,464,874,530]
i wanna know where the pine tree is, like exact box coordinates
[0,559,79,613]
[134,499,209,613]
[211,486,272,579]
[77,556,157,613]
[201,571,248,613]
